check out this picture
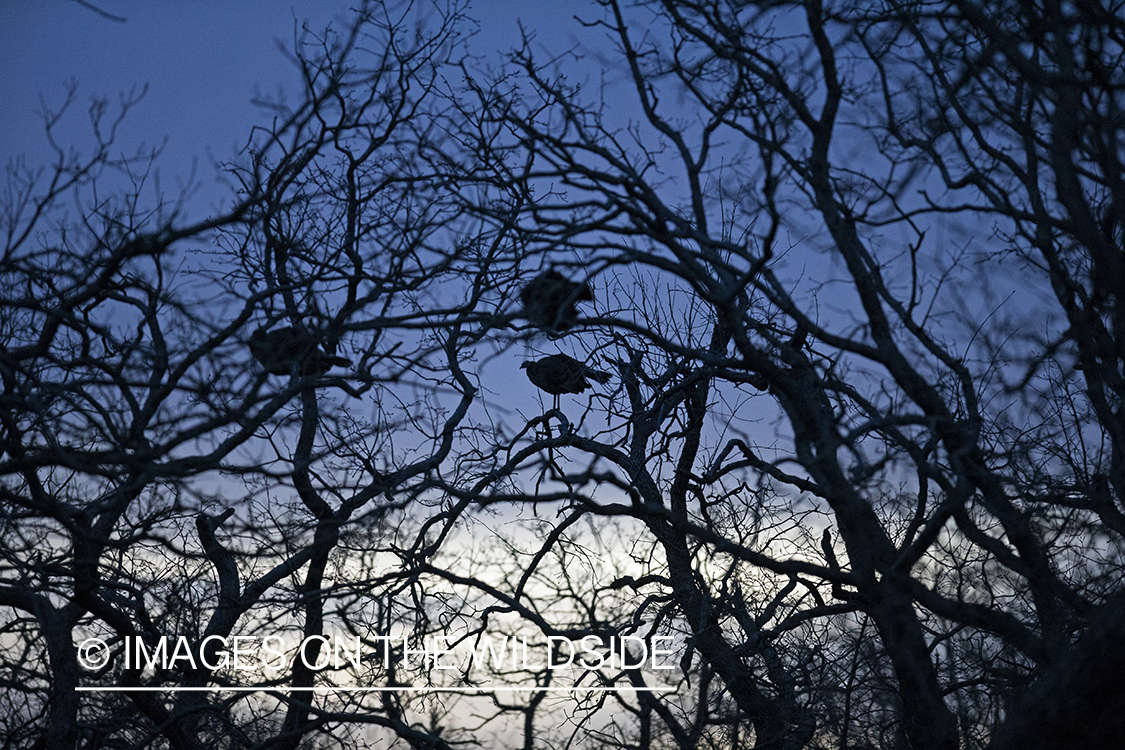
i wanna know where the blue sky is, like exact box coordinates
[2,1,592,197]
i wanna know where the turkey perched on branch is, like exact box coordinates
[519,270,593,332]
[248,326,350,376]
[521,354,610,403]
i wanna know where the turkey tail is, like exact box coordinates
[588,368,611,384]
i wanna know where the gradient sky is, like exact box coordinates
[2,1,594,204]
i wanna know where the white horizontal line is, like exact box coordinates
[77,686,675,693]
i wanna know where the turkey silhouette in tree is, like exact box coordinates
[520,270,593,333]
[249,326,350,376]
[521,353,610,409]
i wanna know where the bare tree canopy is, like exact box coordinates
[3,1,1125,749]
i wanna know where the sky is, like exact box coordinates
[1,1,593,204]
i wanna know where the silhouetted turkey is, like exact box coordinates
[520,270,593,332]
[249,326,350,376]
[521,354,610,398]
